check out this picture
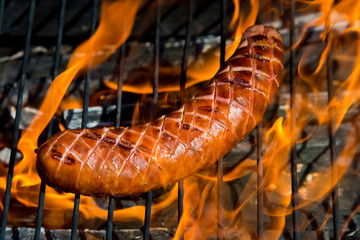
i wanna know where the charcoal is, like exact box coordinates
[0,147,22,165]
[62,104,139,129]
[9,106,38,130]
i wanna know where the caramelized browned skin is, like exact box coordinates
[36,25,284,197]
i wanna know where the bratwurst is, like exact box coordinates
[36,25,284,197]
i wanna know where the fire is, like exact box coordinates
[171,0,360,238]
[183,0,259,88]
[1,0,144,228]
[103,0,259,95]
[1,0,360,238]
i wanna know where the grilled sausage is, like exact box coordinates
[36,25,284,197]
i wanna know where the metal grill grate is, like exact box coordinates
[0,0,346,239]
[0,0,36,238]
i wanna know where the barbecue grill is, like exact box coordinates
[0,0,359,239]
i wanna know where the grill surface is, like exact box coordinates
[0,0,359,239]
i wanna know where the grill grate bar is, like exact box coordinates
[34,182,47,240]
[177,0,193,238]
[177,180,184,230]
[152,0,161,102]
[0,0,4,32]
[257,123,264,239]
[70,0,99,239]
[217,158,224,240]
[220,0,227,65]
[0,0,36,238]
[106,197,115,240]
[326,36,341,240]
[256,7,264,240]
[217,0,227,239]
[289,1,300,239]
[52,0,67,79]
[115,43,126,130]
[144,0,161,239]
[144,191,153,240]
[34,1,67,239]
[70,195,81,240]
[179,0,193,105]
[106,42,126,240]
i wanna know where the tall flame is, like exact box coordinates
[1,0,144,227]
[167,0,360,238]
[103,0,259,94]
[186,0,259,84]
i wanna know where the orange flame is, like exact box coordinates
[103,0,259,95]
[186,0,259,84]
[170,0,360,238]
[1,0,143,227]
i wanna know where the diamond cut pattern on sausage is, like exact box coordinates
[36,25,284,196]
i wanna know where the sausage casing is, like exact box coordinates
[36,25,284,197]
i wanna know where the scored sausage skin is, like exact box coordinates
[36,25,284,197]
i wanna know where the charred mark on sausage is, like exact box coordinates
[161,133,174,141]
[252,34,268,42]
[52,154,62,161]
[236,46,250,56]
[233,78,251,88]
[64,156,77,165]
[118,140,133,150]
[103,137,116,144]
[199,106,213,112]
[254,53,270,63]
[182,124,190,130]
[139,145,152,154]
[83,132,100,140]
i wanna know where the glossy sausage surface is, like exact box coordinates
[36,25,284,197]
